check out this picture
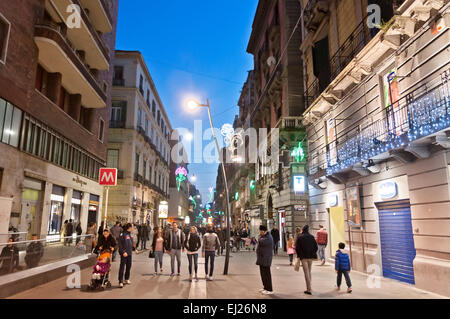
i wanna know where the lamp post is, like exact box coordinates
[186,98,232,275]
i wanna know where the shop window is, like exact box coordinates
[48,185,65,235]
[0,13,11,64]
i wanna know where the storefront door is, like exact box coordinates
[376,199,416,284]
[21,188,41,239]
[329,206,346,256]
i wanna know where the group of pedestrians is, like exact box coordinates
[256,224,352,295]
[0,234,45,275]
[150,222,221,281]
[60,219,83,246]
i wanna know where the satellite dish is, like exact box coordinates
[267,56,277,67]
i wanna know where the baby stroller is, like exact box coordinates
[87,250,112,291]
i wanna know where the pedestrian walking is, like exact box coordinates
[75,223,82,245]
[270,225,280,255]
[151,227,165,275]
[65,219,74,246]
[202,225,220,281]
[96,229,117,253]
[61,220,68,245]
[24,234,44,269]
[185,226,201,281]
[216,227,225,256]
[85,222,97,253]
[118,223,138,288]
[316,225,328,265]
[165,222,185,276]
[335,242,352,293]
[110,221,122,261]
[295,225,318,295]
[256,225,274,295]
[0,238,19,275]
[139,223,149,250]
[287,236,295,266]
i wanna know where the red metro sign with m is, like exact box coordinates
[99,168,117,186]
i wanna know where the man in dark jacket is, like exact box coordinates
[216,227,225,256]
[270,225,280,255]
[295,225,318,295]
[25,234,44,269]
[110,222,122,261]
[164,222,185,276]
[65,219,74,246]
[139,223,149,250]
[75,223,82,245]
[256,225,274,295]
[0,238,19,275]
[118,223,138,287]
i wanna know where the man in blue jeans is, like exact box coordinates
[118,223,138,288]
[202,225,221,281]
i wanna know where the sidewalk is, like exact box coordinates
[8,250,447,299]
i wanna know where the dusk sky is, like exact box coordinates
[115,0,258,203]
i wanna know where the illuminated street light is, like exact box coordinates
[185,97,232,275]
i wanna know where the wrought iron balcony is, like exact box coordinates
[326,76,450,175]
[329,16,373,81]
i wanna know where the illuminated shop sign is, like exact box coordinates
[50,194,64,202]
[379,181,398,199]
[293,175,305,193]
[159,201,168,218]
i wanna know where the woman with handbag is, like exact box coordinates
[185,226,201,282]
[151,227,165,276]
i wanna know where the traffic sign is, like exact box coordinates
[99,168,117,186]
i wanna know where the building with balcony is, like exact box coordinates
[301,0,450,296]
[104,50,171,227]
[0,0,119,239]
[244,0,308,242]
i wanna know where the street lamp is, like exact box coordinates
[190,174,197,182]
[185,98,232,275]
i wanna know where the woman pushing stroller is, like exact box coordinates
[88,228,116,290]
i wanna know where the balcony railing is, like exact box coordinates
[35,21,107,103]
[326,76,450,175]
[329,16,373,81]
[304,15,374,109]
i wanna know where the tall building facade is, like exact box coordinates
[301,0,450,296]
[245,0,307,242]
[0,0,119,239]
[168,129,190,224]
[105,50,171,227]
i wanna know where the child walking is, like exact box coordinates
[287,236,295,265]
[335,242,352,293]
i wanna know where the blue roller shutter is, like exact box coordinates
[376,199,416,284]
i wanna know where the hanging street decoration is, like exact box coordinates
[250,180,256,191]
[291,141,306,163]
[189,196,197,209]
[175,166,188,191]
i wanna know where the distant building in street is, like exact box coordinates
[105,50,171,227]
[0,0,119,239]
[168,129,190,225]
[245,0,306,241]
[301,0,449,297]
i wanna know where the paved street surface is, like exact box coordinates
[9,250,446,299]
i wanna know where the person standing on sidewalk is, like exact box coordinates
[335,242,352,293]
[256,225,274,295]
[202,225,220,281]
[165,222,185,276]
[140,222,149,250]
[316,225,328,265]
[270,225,280,256]
[110,221,122,262]
[185,226,201,281]
[118,223,138,288]
[216,227,225,256]
[295,225,318,295]
[287,236,295,266]
[151,227,165,275]
[65,219,74,246]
